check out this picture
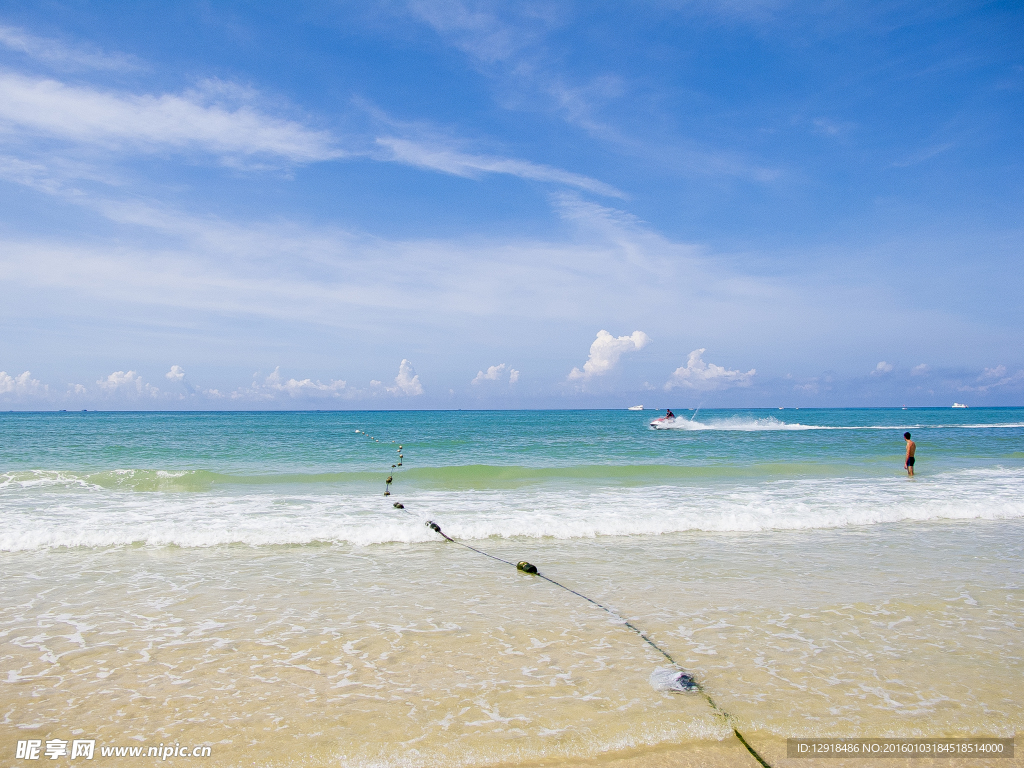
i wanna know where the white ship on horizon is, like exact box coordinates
[627,405,644,411]
[952,402,968,408]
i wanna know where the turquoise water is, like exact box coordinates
[1,408,1023,549]
[4,408,1023,474]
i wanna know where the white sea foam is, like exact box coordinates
[651,416,818,431]
[2,466,1022,551]
[650,417,1024,431]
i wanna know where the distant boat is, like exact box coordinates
[952,402,968,408]
[628,405,644,411]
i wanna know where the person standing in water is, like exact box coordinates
[903,432,916,476]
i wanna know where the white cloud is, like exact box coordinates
[0,24,140,71]
[376,137,623,197]
[388,359,424,396]
[68,383,87,394]
[404,0,552,65]
[568,330,651,381]
[245,367,347,398]
[981,365,1007,380]
[471,363,519,385]
[0,370,46,396]
[911,363,929,375]
[472,363,506,384]
[0,72,342,163]
[165,365,186,382]
[664,349,755,391]
[871,361,894,375]
[400,2,781,182]
[97,370,159,397]
[957,365,1024,393]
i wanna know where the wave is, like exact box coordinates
[0,463,855,492]
[650,416,1024,431]
[651,416,818,431]
[0,468,386,492]
[3,467,1022,551]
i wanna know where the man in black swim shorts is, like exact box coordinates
[904,431,916,476]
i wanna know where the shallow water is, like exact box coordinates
[1,410,1022,766]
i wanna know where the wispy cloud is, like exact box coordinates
[0,67,623,197]
[404,0,555,65]
[812,117,854,137]
[891,142,954,168]
[956,365,1024,393]
[0,73,343,162]
[871,361,894,375]
[0,24,141,71]
[376,137,624,197]
[400,1,782,183]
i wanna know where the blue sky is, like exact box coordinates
[1,0,1021,409]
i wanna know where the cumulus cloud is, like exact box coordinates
[568,330,651,381]
[471,362,518,385]
[664,349,755,391]
[239,367,347,398]
[388,359,424,396]
[472,363,506,384]
[165,365,186,382]
[871,361,894,375]
[0,370,46,396]
[97,370,159,397]
[0,72,342,163]
[68,383,87,394]
[911,363,929,375]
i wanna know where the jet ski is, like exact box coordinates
[649,410,677,429]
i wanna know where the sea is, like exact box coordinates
[2,408,1022,767]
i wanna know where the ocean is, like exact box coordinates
[2,409,1022,767]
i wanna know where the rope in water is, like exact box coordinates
[355,429,773,768]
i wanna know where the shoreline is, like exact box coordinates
[3,520,1021,766]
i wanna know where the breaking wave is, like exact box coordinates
[3,466,1022,551]
[649,416,1024,431]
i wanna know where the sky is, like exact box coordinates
[0,0,1021,410]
